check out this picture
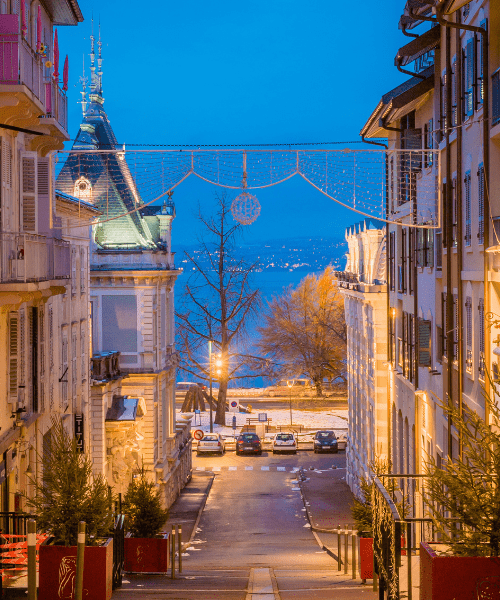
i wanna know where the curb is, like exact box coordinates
[182,472,215,551]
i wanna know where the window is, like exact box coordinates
[478,298,485,379]
[21,153,37,233]
[462,2,470,19]
[479,21,487,105]
[451,58,457,127]
[441,292,447,359]
[9,312,18,400]
[102,295,138,352]
[418,319,432,367]
[80,247,86,294]
[465,38,475,117]
[435,230,442,270]
[464,171,471,246]
[399,229,407,294]
[409,229,415,294]
[1,137,12,231]
[453,294,458,362]
[452,177,458,248]
[39,308,45,412]
[61,334,68,411]
[389,232,395,291]
[478,164,484,245]
[465,297,472,374]
[389,308,396,364]
[424,118,434,167]
[71,247,77,296]
[441,71,448,133]
[416,228,435,268]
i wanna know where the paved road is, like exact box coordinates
[115,451,376,599]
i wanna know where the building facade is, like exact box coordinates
[0,0,92,510]
[56,36,191,506]
[338,220,388,493]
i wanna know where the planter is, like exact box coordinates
[420,542,500,600]
[39,538,113,600]
[359,537,374,579]
[124,534,170,573]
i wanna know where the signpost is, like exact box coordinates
[193,429,204,441]
[194,409,201,426]
[258,413,267,422]
[229,399,239,412]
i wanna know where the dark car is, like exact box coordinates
[313,430,338,453]
[236,433,262,456]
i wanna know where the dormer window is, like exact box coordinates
[74,177,92,201]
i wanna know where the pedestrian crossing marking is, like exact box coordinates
[212,466,221,471]
[261,466,270,471]
[228,466,237,470]
[277,467,286,471]
[196,466,205,471]
[194,465,331,473]
[245,466,253,470]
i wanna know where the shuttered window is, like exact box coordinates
[37,157,50,231]
[453,294,458,362]
[441,71,447,132]
[452,178,457,248]
[39,307,45,412]
[80,247,85,294]
[71,328,77,402]
[9,312,18,399]
[479,20,487,105]
[478,299,485,379]
[418,319,432,367]
[1,137,12,231]
[465,38,475,117]
[464,171,471,246]
[71,247,76,296]
[478,163,484,245]
[81,323,86,382]
[19,309,25,406]
[61,334,68,410]
[451,58,457,127]
[441,292,447,358]
[20,152,37,232]
[465,297,472,373]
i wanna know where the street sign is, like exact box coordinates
[229,399,239,413]
[232,416,237,430]
[193,429,204,441]
[258,413,267,422]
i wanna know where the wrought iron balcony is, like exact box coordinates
[0,14,68,133]
[91,352,121,383]
[0,232,70,283]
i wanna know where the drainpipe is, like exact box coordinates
[434,1,489,453]
[401,24,419,39]
[396,62,428,80]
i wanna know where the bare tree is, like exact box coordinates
[257,267,346,396]
[176,193,260,425]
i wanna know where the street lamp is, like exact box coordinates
[287,379,294,426]
[208,340,214,433]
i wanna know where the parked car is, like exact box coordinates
[196,433,225,455]
[266,378,314,397]
[272,432,297,454]
[313,430,338,453]
[236,433,262,456]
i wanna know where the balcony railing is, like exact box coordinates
[91,351,121,382]
[0,232,70,283]
[0,14,68,132]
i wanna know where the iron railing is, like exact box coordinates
[91,351,121,382]
[110,514,124,590]
[0,232,70,283]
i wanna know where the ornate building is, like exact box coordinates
[56,32,191,505]
[337,219,388,494]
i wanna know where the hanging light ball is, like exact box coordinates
[231,192,261,225]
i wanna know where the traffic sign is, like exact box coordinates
[193,429,204,441]
[229,399,239,413]
[258,413,267,422]
[232,416,237,430]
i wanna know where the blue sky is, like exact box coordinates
[58,0,409,244]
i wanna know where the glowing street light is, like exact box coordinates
[287,379,294,426]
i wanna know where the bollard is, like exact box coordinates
[344,524,348,575]
[352,530,357,580]
[170,525,176,579]
[75,521,85,600]
[337,525,341,571]
[177,525,182,574]
[373,548,378,591]
[27,519,36,600]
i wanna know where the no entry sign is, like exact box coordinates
[193,429,204,441]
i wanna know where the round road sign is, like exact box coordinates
[193,429,204,441]
[230,401,238,408]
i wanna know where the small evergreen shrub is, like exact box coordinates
[25,418,113,546]
[122,468,168,538]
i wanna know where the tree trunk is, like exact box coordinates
[314,381,323,397]
[214,383,228,426]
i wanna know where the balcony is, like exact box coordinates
[91,352,121,383]
[0,14,68,136]
[0,232,70,283]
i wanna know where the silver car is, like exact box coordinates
[196,433,225,455]
[272,432,297,454]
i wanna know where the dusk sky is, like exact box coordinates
[58,0,408,244]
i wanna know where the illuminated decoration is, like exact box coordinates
[57,147,440,230]
[73,177,92,201]
[231,192,260,225]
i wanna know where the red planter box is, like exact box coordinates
[420,542,500,600]
[39,538,113,600]
[359,537,374,579]
[124,535,170,573]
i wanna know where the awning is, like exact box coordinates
[106,396,139,422]
[395,26,440,67]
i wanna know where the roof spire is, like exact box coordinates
[90,15,99,93]
[97,20,103,95]
[78,53,88,115]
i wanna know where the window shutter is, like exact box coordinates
[71,247,76,295]
[81,323,86,382]
[464,171,471,246]
[1,137,12,230]
[479,20,487,104]
[402,128,423,172]
[19,309,25,406]
[61,335,68,410]
[20,152,37,232]
[466,38,475,116]
[441,292,447,358]
[39,307,45,412]
[441,72,447,131]
[71,328,77,401]
[478,164,484,244]
[452,177,458,247]
[451,58,457,127]
[37,157,50,232]
[418,319,432,367]
[453,294,458,361]
[9,312,18,399]
[80,247,85,294]
[426,229,434,268]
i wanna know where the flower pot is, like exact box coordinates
[124,534,170,573]
[38,538,113,600]
[420,542,500,600]
[359,537,374,579]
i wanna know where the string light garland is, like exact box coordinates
[56,147,440,229]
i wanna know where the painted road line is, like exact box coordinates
[277,467,286,471]
[195,466,206,471]
[229,466,237,470]
[261,466,270,471]
[245,466,254,470]
[212,466,221,471]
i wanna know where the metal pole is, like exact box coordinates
[177,524,182,574]
[75,521,85,600]
[209,341,213,434]
[373,546,378,592]
[344,524,348,575]
[170,525,176,579]
[407,522,412,600]
[289,388,292,425]
[352,530,356,580]
[27,519,36,600]
[337,525,341,571]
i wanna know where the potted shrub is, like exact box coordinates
[421,381,500,600]
[122,467,170,573]
[25,418,114,600]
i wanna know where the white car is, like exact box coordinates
[196,433,225,455]
[272,432,297,454]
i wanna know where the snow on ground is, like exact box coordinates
[179,407,348,439]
